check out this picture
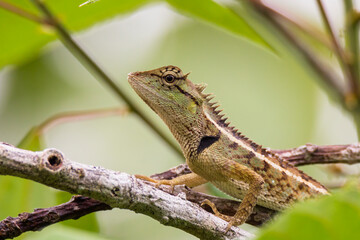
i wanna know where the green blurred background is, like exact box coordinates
[0,0,358,239]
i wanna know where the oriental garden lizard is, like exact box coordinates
[128,65,329,232]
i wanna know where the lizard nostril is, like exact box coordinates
[129,72,140,76]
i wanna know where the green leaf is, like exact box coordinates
[255,186,360,240]
[46,0,154,31]
[17,127,44,151]
[0,1,54,69]
[0,0,154,69]
[165,0,272,50]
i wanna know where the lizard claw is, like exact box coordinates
[225,220,234,233]
[201,199,222,216]
[201,199,238,233]
[134,174,158,183]
[135,175,175,193]
[155,179,175,193]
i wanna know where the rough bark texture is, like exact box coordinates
[1,142,360,239]
[272,143,360,166]
[0,143,252,240]
[0,196,111,239]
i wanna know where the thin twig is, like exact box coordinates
[37,107,128,135]
[316,0,359,102]
[29,0,182,157]
[0,0,48,25]
[345,0,360,92]
[259,1,332,50]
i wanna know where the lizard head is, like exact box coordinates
[128,65,206,133]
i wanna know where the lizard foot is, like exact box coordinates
[201,199,233,222]
[224,217,245,233]
[134,174,175,192]
[201,199,246,233]
[224,210,248,232]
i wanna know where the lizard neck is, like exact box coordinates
[163,113,204,158]
[162,105,221,160]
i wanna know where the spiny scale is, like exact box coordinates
[200,88,326,191]
[201,91,266,152]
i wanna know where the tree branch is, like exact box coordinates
[0,195,111,239]
[272,143,360,166]
[0,143,252,240]
[2,142,360,238]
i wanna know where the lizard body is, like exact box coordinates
[128,65,329,231]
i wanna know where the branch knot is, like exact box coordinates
[41,149,64,171]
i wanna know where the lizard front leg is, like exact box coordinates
[202,159,264,232]
[135,172,208,189]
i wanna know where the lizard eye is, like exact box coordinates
[163,74,176,84]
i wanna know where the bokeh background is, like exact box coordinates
[0,0,358,239]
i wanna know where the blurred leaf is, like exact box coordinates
[46,0,154,31]
[255,185,360,240]
[17,127,44,151]
[0,0,53,69]
[56,192,100,232]
[0,0,154,69]
[165,0,272,51]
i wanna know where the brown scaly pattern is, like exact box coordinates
[129,66,329,232]
[197,87,327,190]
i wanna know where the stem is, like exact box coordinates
[37,108,128,135]
[316,0,358,103]
[345,0,360,86]
[0,0,48,24]
[30,0,182,157]
[344,0,360,139]
[260,1,332,51]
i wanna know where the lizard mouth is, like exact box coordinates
[127,73,168,103]
[128,72,149,92]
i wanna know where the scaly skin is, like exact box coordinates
[128,65,329,232]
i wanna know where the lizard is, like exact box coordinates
[127,65,329,232]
